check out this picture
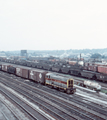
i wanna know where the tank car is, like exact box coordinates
[84,80,101,91]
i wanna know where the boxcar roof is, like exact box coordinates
[30,69,47,73]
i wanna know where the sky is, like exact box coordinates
[0,0,107,51]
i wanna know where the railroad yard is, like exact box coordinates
[0,60,107,120]
[1,0,107,119]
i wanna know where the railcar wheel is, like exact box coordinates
[102,80,105,83]
[64,90,66,93]
[56,87,59,90]
[66,89,71,94]
[71,91,74,94]
[49,85,53,89]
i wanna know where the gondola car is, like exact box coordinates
[81,70,98,79]
[61,66,70,74]
[52,65,62,72]
[42,63,52,71]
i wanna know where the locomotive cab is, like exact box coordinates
[66,79,76,94]
[67,79,73,88]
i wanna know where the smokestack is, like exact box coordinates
[80,53,81,60]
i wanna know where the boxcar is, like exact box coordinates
[29,69,47,84]
[7,66,16,74]
[16,66,31,78]
[2,64,11,72]
[98,66,107,74]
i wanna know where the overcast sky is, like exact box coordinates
[0,0,107,51]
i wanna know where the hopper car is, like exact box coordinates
[0,58,107,82]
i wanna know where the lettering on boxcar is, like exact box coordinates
[39,73,42,79]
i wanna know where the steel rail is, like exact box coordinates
[0,76,106,120]
[0,78,81,120]
[0,99,21,120]
[0,86,53,120]
[0,72,107,114]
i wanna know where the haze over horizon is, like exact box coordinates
[0,0,107,51]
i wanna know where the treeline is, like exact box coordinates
[91,53,107,59]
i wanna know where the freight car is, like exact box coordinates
[84,80,101,91]
[61,66,70,74]
[0,63,76,94]
[1,59,107,82]
[74,79,101,91]
[81,70,97,79]
[52,65,62,72]
[42,64,52,71]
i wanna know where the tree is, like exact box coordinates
[91,53,101,58]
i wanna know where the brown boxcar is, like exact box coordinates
[29,69,48,84]
[2,64,11,72]
[22,68,31,78]
[16,66,31,78]
[16,67,23,77]
[98,66,107,74]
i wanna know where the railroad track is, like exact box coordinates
[0,100,18,120]
[0,73,107,120]
[1,71,107,108]
[0,84,56,120]
[0,87,54,120]
[0,76,84,120]
[0,94,32,120]
[10,72,107,111]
